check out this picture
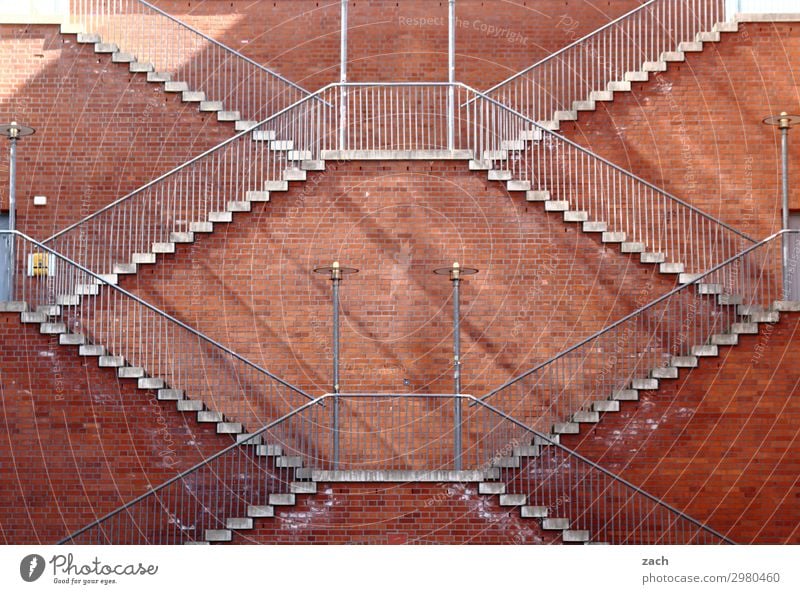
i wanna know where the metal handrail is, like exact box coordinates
[478,230,793,403]
[58,392,734,544]
[478,0,662,96]
[44,81,754,246]
[132,0,314,96]
[1,229,313,400]
[465,395,736,544]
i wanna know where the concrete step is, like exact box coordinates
[501,139,525,151]
[572,410,599,423]
[256,444,283,457]
[660,51,686,62]
[621,242,645,253]
[607,80,631,92]
[234,120,258,131]
[246,191,271,202]
[691,345,718,357]
[513,445,540,457]
[589,90,614,102]
[488,170,512,181]
[209,211,233,223]
[537,120,560,131]
[75,284,99,296]
[264,180,289,192]
[651,366,679,379]
[632,378,658,390]
[507,180,531,192]
[718,294,743,305]
[146,72,172,82]
[624,71,649,82]
[217,422,243,434]
[79,345,106,357]
[602,231,626,243]
[247,505,275,518]
[169,232,194,244]
[592,400,619,413]
[189,221,214,233]
[21,311,47,323]
[301,160,326,171]
[94,42,119,53]
[612,389,639,401]
[236,433,262,445]
[572,100,596,111]
[252,130,277,141]
[0,301,28,313]
[290,481,317,494]
[164,81,189,93]
[680,273,703,284]
[288,150,313,161]
[711,333,738,346]
[76,33,101,43]
[554,110,577,121]
[469,159,492,170]
[713,21,739,33]
[697,283,723,295]
[40,322,66,334]
[730,322,758,334]
[520,129,544,141]
[113,263,137,275]
[483,150,508,160]
[151,242,176,254]
[697,31,721,42]
[492,456,521,468]
[226,201,251,212]
[660,262,684,274]
[478,483,505,495]
[36,304,60,316]
[564,211,588,222]
[226,517,253,530]
[197,411,223,423]
[521,506,548,518]
[678,41,704,52]
[56,295,81,306]
[642,60,668,72]
[269,493,296,506]
[544,200,569,212]
[118,367,145,378]
[199,101,224,112]
[553,422,580,434]
[283,168,307,181]
[542,518,569,531]
[217,111,241,122]
[275,456,304,468]
[773,301,800,312]
[671,356,698,368]
[526,190,550,202]
[204,529,231,542]
[749,311,780,324]
[582,221,607,233]
[111,52,135,63]
[138,377,164,390]
[533,434,559,446]
[563,530,590,542]
[499,494,527,506]
[98,356,124,367]
[176,399,204,412]
[132,252,156,264]
[181,90,205,102]
[157,389,184,401]
[641,252,665,264]
[59,333,85,345]
[270,140,294,151]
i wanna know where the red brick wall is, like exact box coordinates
[560,312,800,544]
[0,24,234,240]
[561,22,800,242]
[231,482,560,544]
[149,0,645,91]
[116,160,676,401]
[0,313,233,544]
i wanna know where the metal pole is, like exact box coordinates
[452,263,462,470]
[332,262,341,469]
[339,0,348,150]
[781,123,790,299]
[447,0,456,151]
[8,135,16,301]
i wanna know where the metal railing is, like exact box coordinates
[478,231,796,436]
[59,393,732,544]
[480,0,725,125]
[0,230,313,431]
[44,82,752,280]
[67,0,313,122]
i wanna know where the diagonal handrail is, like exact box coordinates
[478,229,789,403]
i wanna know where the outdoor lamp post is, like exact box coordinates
[762,112,800,300]
[434,262,478,470]
[314,261,358,469]
[1,121,35,302]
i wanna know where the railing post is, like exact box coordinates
[447,0,456,151]
[1,122,35,302]
[314,261,358,470]
[435,262,478,470]
[339,0,348,150]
